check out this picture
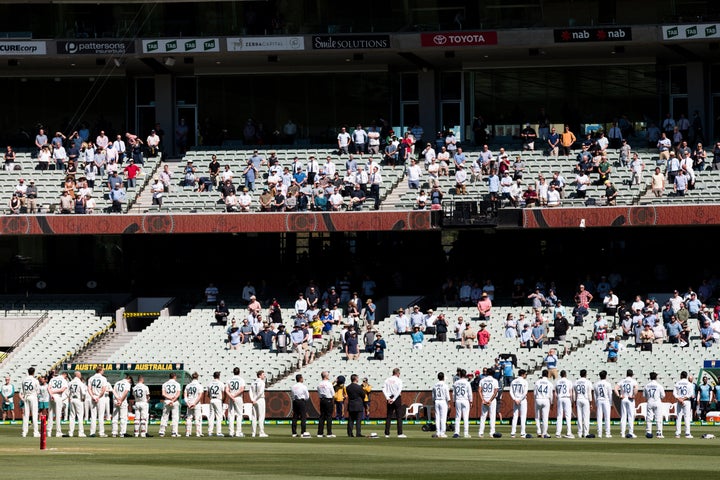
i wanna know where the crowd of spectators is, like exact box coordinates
[5,125,164,214]
[7,118,719,214]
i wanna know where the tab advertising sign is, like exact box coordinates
[663,24,720,40]
[142,38,220,53]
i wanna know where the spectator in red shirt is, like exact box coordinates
[477,322,490,349]
[123,159,141,188]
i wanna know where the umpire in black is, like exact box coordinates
[346,374,365,437]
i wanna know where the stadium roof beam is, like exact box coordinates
[397,52,435,71]
[139,57,171,74]
[662,43,702,62]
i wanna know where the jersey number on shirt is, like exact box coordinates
[22,381,34,393]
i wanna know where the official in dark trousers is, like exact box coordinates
[316,371,335,437]
[383,368,406,437]
[291,374,311,438]
[346,374,365,437]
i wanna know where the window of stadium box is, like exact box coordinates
[197,73,392,146]
[0,78,127,148]
[472,65,658,134]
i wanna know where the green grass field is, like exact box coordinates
[1,422,718,479]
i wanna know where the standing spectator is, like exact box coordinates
[146,130,160,157]
[559,125,576,156]
[553,312,570,341]
[434,313,448,342]
[520,323,533,349]
[337,127,351,155]
[410,325,424,349]
[477,292,492,321]
[24,180,38,214]
[461,322,475,349]
[34,128,48,155]
[544,348,559,379]
[4,145,15,171]
[476,323,490,350]
[109,182,126,213]
[372,333,386,360]
[531,320,546,349]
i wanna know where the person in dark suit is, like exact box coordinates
[346,374,365,437]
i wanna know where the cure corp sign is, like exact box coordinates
[420,32,498,47]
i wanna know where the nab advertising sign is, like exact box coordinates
[554,27,632,43]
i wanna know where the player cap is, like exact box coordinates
[474,370,480,375]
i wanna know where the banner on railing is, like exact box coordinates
[64,362,183,371]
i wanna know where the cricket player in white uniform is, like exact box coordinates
[478,374,499,437]
[1,376,16,422]
[555,370,574,438]
[47,372,68,437]
[574,369,593,438]
[226,367,246,437]
[510,369,529,438]
[643,371,665,438]
[87,367,109,437]
[111,374,131,437]
[452,369,472,438]
[183,372,204,437]
[104,388,111,422]
[432,372,451,438]
[207,371,225,436]
[158,372,181,437]
[67,371,86,437]
[534,370,554,438]
[249,370,268,437]
[673,371,694,438]
[132,376,151,437]
[614,369,638,438]
[21,367,40,437]
[594,370,613,438]
[83,380,92,423]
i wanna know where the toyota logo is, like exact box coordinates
[433,35,447,45]
[65,42,78,54]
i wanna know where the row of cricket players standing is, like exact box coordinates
[17,366,269,438]
[433,368,698,439]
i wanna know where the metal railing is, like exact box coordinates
[0,311,48,366]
